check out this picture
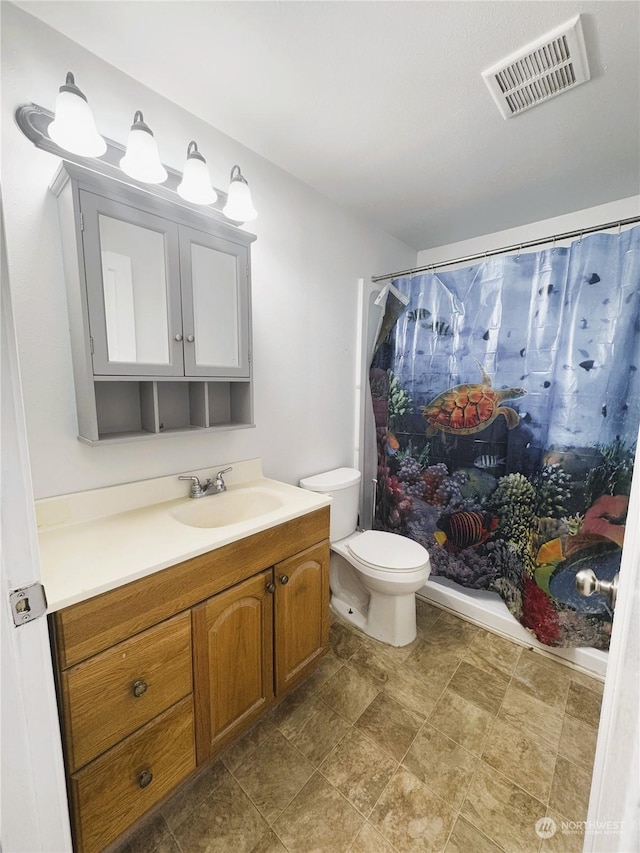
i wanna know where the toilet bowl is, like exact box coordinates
[299,468,431,646]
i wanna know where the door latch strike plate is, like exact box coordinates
[10,582,47,626]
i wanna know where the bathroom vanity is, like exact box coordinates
[38,463,330,852]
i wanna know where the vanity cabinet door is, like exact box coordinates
[178,225,251,377]
[192,570,274,764]
[79,191,184,377]
[274,541,330,696]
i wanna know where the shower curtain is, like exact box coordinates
[371,225,640,650]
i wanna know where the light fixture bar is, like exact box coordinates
[14,103,236,219]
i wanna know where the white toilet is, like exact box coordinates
[299,467,431,646]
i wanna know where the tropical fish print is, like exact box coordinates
[436,510,498,552]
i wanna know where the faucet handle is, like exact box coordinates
[178,475,204,498]
[214,466,233,491]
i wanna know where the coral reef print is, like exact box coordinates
[371,225,640,649]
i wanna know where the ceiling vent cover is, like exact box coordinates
[482,15,590,119]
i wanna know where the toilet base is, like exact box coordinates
[331,589,418,647]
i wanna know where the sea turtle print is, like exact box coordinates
[421,363,527,436]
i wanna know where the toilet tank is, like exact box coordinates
[299,467,361,542]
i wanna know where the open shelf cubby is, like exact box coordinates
[89,379,253,444]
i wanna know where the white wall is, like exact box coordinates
[416,196,640,268]
[1,3,416,499]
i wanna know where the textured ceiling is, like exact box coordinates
[12,0,640,250]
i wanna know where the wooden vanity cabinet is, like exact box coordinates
[49,507,329,852]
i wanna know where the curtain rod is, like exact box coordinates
[371,215,640,283]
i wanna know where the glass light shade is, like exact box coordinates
[223,165,257,222]
[119,112,167,184]
[48,73,106,157]
[177,141,217,205]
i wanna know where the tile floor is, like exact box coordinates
[111,601,604,853]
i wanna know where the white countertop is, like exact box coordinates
[36,459,331,612]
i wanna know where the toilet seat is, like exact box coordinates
[347,530,429,573]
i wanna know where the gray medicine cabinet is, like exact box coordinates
[51,162,256,444]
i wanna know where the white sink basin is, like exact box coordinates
[171,488,284,529]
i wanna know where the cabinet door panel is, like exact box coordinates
[179,225,250,377]
[275,541,330,696]
[193,571,273,763]
[80,191,183,376]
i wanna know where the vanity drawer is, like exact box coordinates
[70,696,195,853]
[61,611,192,772]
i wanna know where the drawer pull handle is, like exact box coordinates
[279,574,289,585]
[266,582,276,594]
[132,680,148,698]
[138,770,153,789]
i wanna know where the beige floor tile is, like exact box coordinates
[482,717,557,803]
[499,684,565,750]
[220,716,278,773]
[350,821,398,853]
[565,682,603,729]
[539,809,585,853]
[460,762,546,853]
[428,688,496,756]
[279,697,351,765]
[355,693,423,761]
[318,665,379,723]
[420,612,478,655]
[149,837,180,853]
[320,727,398,817]
[160,760,228,830]
[402,724,478,809]
[558,714,598,771]
[548,755,592,822]
[415,598,442,634]
[172,773,268,853]
[464,629,523,678]
[110,811,171,853]
[568,669,605,695]
[233,731,315,823]
[346,641,404,688]
[330,621,365,661]
[447,660,509,715]
[405,639,464,681]
[511,650,571,710]
[274,772,364,853]
[370,766,455,853]
[251,831,289,853]
[382,658,446,718]
[445,815,502,852]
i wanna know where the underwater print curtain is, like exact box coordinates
[371,225,640,650]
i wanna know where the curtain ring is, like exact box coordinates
[552,236,556,253]
[516,245,521,260]
[578,231,583,243]
[618,221,622,235]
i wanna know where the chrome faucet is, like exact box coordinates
[178,466,233,498]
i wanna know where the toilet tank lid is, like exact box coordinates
[299,467,361,492]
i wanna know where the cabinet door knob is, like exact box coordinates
[186,334,195,343]
[174,333,183,342]
[266,582,276,594]
[138,770,153,789]
[279,574,289,585]
[132,680,148,698]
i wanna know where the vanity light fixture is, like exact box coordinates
[47,72,106,157]
[119,111,167,184]
[177,141,218,205]
[223,165,257,222]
